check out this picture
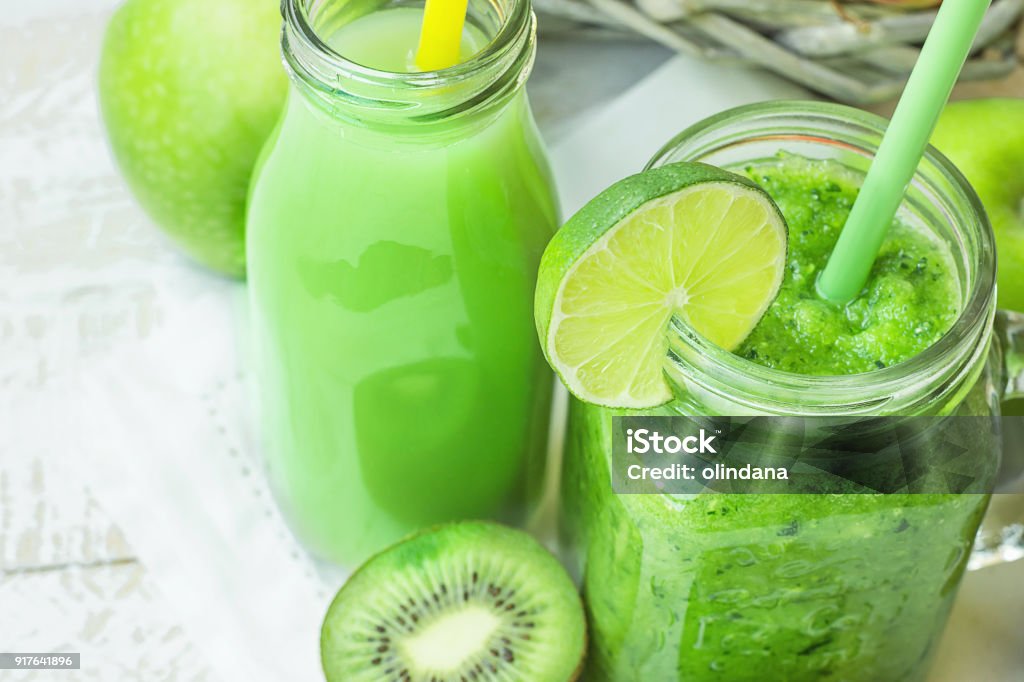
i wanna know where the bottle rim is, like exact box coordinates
[281,0,535,119]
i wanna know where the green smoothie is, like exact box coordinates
[562,156,993,680]
[248,7,558,565]
[737,156,960,375]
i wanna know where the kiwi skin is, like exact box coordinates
[321,521,587,682]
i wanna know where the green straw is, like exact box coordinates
[816,0,992,304]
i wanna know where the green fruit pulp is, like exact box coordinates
[99,0,287,277]
[321,522,586,682]
[736,156,961,374]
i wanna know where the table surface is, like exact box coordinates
[2,8,1023,681]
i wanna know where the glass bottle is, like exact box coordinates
[248,0,558,566]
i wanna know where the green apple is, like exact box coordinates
[99,0,288,278]
[931,99,1024,313]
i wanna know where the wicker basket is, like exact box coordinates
[535,0,1024,103]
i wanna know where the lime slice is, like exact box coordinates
[535,162,788,409]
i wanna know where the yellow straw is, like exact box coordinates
[415,0,470,71]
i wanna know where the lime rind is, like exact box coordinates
[536,163,788,409]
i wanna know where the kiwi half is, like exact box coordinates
[321,522,586,681]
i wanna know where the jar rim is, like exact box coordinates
[648,100,997,413]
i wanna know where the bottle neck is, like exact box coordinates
[281,0,535,129]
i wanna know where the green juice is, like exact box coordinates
[563,157,994,680]
[324,7,479,72]
[248,7,558,565]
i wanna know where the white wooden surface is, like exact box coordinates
[2,3,1022,680]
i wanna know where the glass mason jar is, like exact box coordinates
[560,101,1024,681]
[248,0,558,566]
